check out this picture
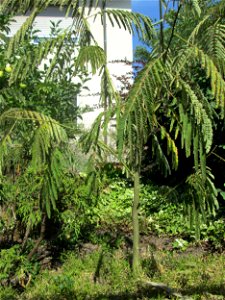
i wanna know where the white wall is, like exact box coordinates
[78,1,133,128]
[9,7,73,37]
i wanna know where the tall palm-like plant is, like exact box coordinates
[82,0,225,273]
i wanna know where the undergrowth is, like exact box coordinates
[0,249,224,300]
[0,175,224,299]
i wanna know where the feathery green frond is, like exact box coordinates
[174,41,225,109]
[100,65,121,107]
[0,107,68,218]
[185,167,218,239]
[179,80,213,153]
[0,132,12,176]
[80,111,105,154]
[203,23,225,74]
[189,0,202,17]
[188,14,210,44]
[0,108,67,169]
[160,125,179,170]
[193,47,225,108]
[102,9,154,43]
[117,57,163,164]
[8,31,69,84]
[151,134,171,176]
[31,122,67,169]
[0,0,79,15]
[40,148,66,218]
[75,45,106,74]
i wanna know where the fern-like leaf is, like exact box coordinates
[75,45,106,74]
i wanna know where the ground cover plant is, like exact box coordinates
[0,172,224,299]
[0,244,224,299]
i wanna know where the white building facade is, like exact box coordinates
[9,1,133,128]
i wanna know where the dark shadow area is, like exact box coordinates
[93,250,104,283]
[17,283,225,300]
[24,286,175,300]
[181,283,225,298]
[5,279,225,300]
[85,288,170,300]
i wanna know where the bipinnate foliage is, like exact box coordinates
[0,0,223,238]
[0,108,67,218]
[116,55,178,175]
[75,45,106,75]
[81,0,225,234]
[185,167,219,239]
[7,32,69,85]
[102,9,154,42]
[190,0,202,17]
[1,0,154,83]
[0,0,155,217]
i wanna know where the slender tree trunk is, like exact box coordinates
[132,171,141,274]
[28,213,46,260]
[159,0,164,54]
[103,68,108,148]
[103,1,108,148]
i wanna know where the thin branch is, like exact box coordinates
[164,3,182,62]
[211,151,225,164]
[159,0,164,54]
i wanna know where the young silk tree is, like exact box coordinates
[81,0,225,274]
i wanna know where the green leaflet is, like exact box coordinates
[190,0,201,17]
[75,46,106,75]
[185,168,218,239]
[101,9,154,43]
[0,108,67,217]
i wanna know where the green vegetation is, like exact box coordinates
[0,0,225,299]
[0,245,224,299]
[1,173,224,299]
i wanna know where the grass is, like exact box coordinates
[1,245,224,300]
[151,251,225,299]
